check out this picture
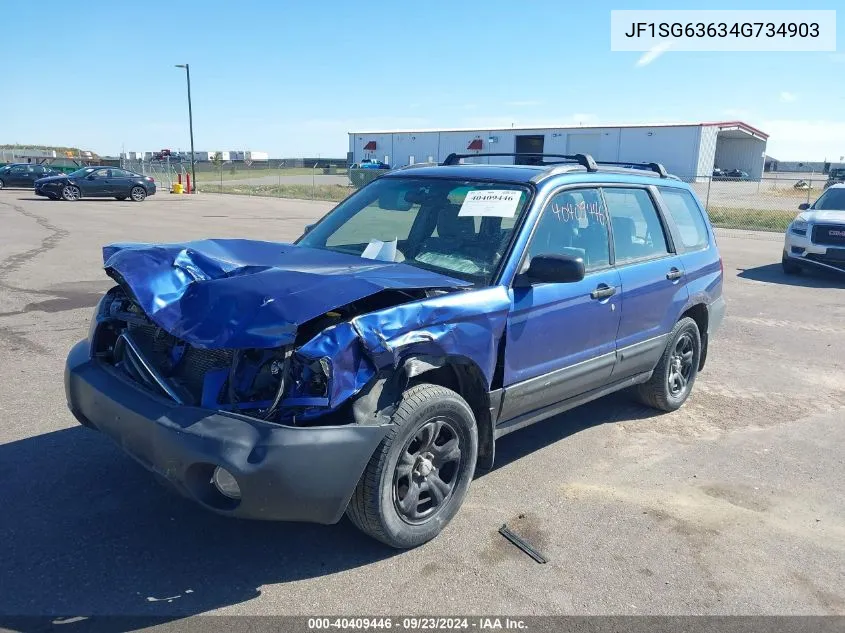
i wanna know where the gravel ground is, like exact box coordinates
[0,190,842,624]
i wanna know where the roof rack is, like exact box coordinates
[442,152,598,172]
[593,161,669,178]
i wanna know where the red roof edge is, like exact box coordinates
[703,120,769,139]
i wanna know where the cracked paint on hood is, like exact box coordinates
[101,239,471,349]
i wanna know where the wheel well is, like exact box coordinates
[406,357,495,471]
[681,303,709,371]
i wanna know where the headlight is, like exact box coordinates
[791,220,808,235]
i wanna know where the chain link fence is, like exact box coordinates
[120,156,835,233]
[191,159,353,202]
[689,172,831,232]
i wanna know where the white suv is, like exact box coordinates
[782,184,845,275]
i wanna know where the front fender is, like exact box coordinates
[296,286,511,410]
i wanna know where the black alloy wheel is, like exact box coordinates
[392,418,462,524]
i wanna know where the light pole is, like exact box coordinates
[175,64,196,192]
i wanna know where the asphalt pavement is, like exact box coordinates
[0,189,842,623]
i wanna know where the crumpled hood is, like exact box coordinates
[102,239,470,349]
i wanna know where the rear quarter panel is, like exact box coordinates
[679,245,722,310]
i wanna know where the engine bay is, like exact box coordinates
[91,285,434,425]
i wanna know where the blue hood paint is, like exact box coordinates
[102,239,471,349]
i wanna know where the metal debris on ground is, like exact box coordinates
[498,524,548,564]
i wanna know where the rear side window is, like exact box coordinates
[602,188,670,264]
[659,187,709,250]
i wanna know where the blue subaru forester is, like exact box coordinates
[65,152,725,548]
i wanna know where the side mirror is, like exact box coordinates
[519,253,585,285]
[86,174,96,180]
[798,203,810,210]
[303,223,315,234]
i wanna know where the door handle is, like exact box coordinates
[666,267,683,281]
[590,284,616,300]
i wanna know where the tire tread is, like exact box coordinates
[635,317,700,412]
[346,383,467,547]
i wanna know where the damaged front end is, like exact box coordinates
[91,285,295,417]
[89,239,510,429]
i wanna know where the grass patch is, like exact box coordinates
[198,183,352,202]
[194,167,348,182]
[706,206,795,232]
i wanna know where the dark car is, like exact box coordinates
[712,168,750,181]
[0,163,64,189]
[725,169,750,180]
[824,167,845,190]
[35,166,156,201]
[65,152,724,548]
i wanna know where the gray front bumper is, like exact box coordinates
[65,339,388,524]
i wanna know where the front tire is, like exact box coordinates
[635,317,701,412]
[130,186,146,202]
[346,383,478,549]
[782,254,802,275]
[0,178,5,189]
[61,185,80,201]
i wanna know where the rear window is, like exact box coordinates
[658,187,709,250]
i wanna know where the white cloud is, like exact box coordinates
[635,41,671,67]
[779,91,798,103]
[761,119,845,160]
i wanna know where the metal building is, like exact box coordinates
[348,121,769,181]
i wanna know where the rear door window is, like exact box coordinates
[658,187,709,250]
[602,188,670,265]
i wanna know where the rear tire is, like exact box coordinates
[346,383,478,549]
[130,186,146,202]
[782,254,802,275]
[61,185,80,201]
[0,178,5,189]
[635,317,701,412]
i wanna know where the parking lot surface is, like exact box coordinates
[0,190,843,620]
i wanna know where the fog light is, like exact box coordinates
[212,466,241,499]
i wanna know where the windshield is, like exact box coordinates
[297,177,532,284]
[814,188,845,211]
[66,167,97,178]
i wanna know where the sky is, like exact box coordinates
[1,0,843,160]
